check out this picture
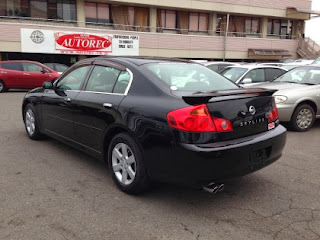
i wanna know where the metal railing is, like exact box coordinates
[298,37,320,59]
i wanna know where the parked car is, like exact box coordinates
[203,61,239,72]
[259,63,302,71]
[219,65,287,86]
[248,65,320,131]
[0,60,60,92]
[43,63,69,74]
[22,57,286,194]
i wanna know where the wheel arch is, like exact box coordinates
[294,100,318,116]
[102,125,135,165]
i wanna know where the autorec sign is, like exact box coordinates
[21,29,139,56]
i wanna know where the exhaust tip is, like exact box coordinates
[203,183,224,194]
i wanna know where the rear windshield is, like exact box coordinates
[143,63,238,91]
[274,67,320,85]
[219,67,248,82]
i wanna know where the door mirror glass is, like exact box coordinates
[242,78,252,84]
[43,81,53,89]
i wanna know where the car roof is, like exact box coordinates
[204,62,239,66]
[0,60,42,64]
[89,56,195,66]
[223,64,287,70]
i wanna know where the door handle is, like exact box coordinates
[1,71,7,74]
[23,73,30,76]
[64,98,71,102]
[103,103,113,108]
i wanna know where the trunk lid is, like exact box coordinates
[182,88,277,141]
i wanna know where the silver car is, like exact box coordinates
[250,65,320,131]
[219,65,287,87]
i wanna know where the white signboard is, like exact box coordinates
[21,28,139,56]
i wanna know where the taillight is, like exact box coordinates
[268,99,279,123]
[167,104,233,132]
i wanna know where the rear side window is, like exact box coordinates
[1,62,23,71]
[113,71,131,94]
[144,63,238,91]
[85,66,120,93]
[265,68,286,81]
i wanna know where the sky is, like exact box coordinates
[305,0,320,43]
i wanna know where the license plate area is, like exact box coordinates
[250,147,271,169]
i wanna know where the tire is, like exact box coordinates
[108,133,150,194]
[0,80,7,93]
[290,104,315,132]
[24,104,44,140]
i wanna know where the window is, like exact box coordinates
[265,68,286,81]
[113,71,130,94]
[57,66,90,91]
[268,19,292,38]
[144,63,238,91]
[243,69,265,83]
[158,10,176,29]
[245,17,260,34]
[85,66,120,93]
[23,63,43,72]
[85,2,111,24]
[57,0,76,21]
[220,67,248,82]
[1,62,23,71]
[30,0,47,19]
[189,13,208,32]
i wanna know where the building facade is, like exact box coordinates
[0,0,312,65]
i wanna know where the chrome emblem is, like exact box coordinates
[248,106,256,115]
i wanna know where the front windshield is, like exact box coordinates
[274,67,320,85]
[143,63,238,92]
[219,67,248,82]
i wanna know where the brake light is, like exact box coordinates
[167,104,233,132]
[268,99,279,123]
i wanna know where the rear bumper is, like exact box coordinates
[145,125,287,187]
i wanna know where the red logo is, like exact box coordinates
[55,33,112,51]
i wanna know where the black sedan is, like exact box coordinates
[22,57,286,194]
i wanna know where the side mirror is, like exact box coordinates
[43,81,53,89]
[242,78,253,84]
[41,69,46,74]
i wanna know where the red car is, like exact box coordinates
[0,60,60,92]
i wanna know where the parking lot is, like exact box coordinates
[0,91,320,240]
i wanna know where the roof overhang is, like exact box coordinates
[286,7,316,20]
[248,49,292,60]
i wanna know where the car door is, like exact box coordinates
[73,61,131,152]
[41,64,92,141]
[240,68,266,86]
[0,62,23,88]
[22,62,55,88]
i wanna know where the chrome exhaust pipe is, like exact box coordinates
[203,183,224,194]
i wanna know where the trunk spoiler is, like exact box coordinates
[182,88,277,105]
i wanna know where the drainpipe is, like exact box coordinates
[223,14,230,61]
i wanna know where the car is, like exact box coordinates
[248,65,320,131]
[0,60,60,93]
[43,63,69,74]
[203,61,240,72]
[22,57,286,194]
[219,65,287,86]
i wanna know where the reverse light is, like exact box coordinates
[167,104,233,132]
[274,95,287,104]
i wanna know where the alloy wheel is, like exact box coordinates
[112,143,137,186]
[25,109,36,136]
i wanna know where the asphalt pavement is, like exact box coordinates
[0,91,320,240]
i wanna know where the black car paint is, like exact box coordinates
[23,57,286,187]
